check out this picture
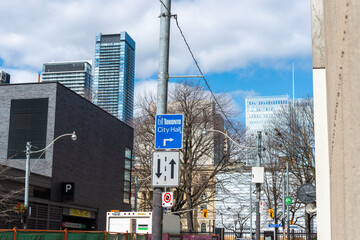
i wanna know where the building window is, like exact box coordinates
[201,223,206,233]
[123,147,132,204]
[7,98,49,159]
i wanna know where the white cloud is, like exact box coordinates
[230,89,259,99]
[0,0,311,83]
[134,79,158,104]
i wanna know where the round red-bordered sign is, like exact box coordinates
[162,192,173,207]
[164,193,171,203]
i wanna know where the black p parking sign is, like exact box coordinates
[62,182,75,202]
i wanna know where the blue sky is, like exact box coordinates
[0,0,313,122]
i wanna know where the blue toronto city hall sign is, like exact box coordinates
[155,114,183,149]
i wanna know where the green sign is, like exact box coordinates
[285,196,292,205]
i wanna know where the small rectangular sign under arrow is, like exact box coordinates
[152,151,180,187]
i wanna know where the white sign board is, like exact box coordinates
[152,151,180,187]
[162,192,174,207]
[252,167,264,183]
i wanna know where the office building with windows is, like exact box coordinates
[93,32,135,125]
[42,61,92,100]
[245,95,290,136]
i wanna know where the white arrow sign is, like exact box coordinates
[152,151,180,187]
[163,138,174,146]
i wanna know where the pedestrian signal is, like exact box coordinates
[269,209,274,218]
[202,209,208,218]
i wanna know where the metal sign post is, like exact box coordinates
[153,0,171,238]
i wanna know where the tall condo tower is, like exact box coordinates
[42,61,92,100]
[93,32,135,125]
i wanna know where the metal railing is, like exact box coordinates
[219,231,316,240]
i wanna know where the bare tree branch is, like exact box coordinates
[133,80,246,232]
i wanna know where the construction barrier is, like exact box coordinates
[0,229,219,240]
[0,228,145,240]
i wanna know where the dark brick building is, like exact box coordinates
[0,82,134,230]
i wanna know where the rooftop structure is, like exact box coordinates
[42,61,92,100]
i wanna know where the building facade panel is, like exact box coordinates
[0,83,57,177]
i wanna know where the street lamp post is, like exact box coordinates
[23,131,77,229]
[201,128,254,150]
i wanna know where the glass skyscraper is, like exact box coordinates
[93,32,135,125]
[42,61,92,100]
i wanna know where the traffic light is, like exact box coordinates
[202,209,208,218]
[289,220,294,225]
[269,209,274,218]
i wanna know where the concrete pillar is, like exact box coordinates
[322,0,360,239]
[310,0,331,239]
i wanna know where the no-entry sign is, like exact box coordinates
[162,192,173,207]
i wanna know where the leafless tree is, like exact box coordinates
[0,165,24,226]
[133,80,246,232]
[215,170,252,237]
[261,148,285,240]
[217,204,250,237]
[263,98,315,235]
